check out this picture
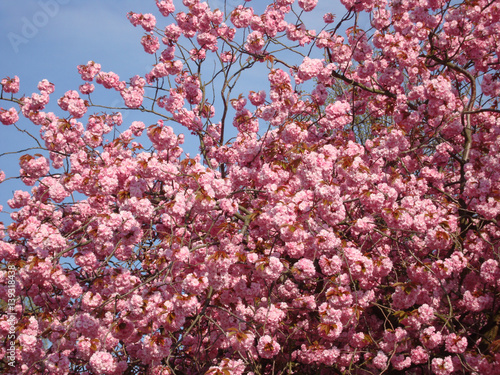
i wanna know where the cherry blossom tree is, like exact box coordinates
[1,0,500,373]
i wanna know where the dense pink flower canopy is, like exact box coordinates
[1,0,500,373]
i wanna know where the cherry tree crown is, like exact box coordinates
[1,0,500,374]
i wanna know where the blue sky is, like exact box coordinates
[1,2,160,103]
[0,0,345,226]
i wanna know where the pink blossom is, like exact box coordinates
[417,304,435,324]
[81,291,102,311]
[245,31,265,54]
[182,273,208,294]
[160,46,176,62]
[173,108,202,132]
[298,0,318,12]
[0,107,19,125]
[257,335,280,359]
[207,359,245,375]
[130,75,146,88]
[319,255,341,276]
[445,333,467,354]
[410,346,428,364]
[420,327,442,349]
[36,79,55,94]
[372,351,388,370]
[148,60,183,81]
[58,90,87,118]
[156,0,175,17]
[231,96,247,111]
[107,112,123,126]
[231,5,254,28]
[46,353,70,374]
[259,8,287,37]
[127,12,156,32]
[121,86,145,108]
[96,71,122,89]
[77,61,101,81]
[297,57,323,81]
[19,154,50,185]
[233,108,258,132]
[129,121,146,136]
[190,47,207,61]
[89,351,117,375]
[261,255,284,282]
[293,258,316,280]
[176,11,198,38]
[391,355,411,370]
[141,34,161,54]
[248,90,266,105]
[1,75,20,93]
[462,290,492,312]
[323,13,335,23]
[321,100,351,130]
[163,23,182,45]
[432,356,454,375]
[480,259,500,285]
[312,83,328,105]
[220,51,235,63]
[481,73,500,97]
[79,82,95,95]
[255,304,285,330]
[158,89,185,113]
[19,333,37,351]
[46,177,69,203]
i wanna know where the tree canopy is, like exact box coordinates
[1,0,500,374]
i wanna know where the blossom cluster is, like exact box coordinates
[1,0,500,374]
